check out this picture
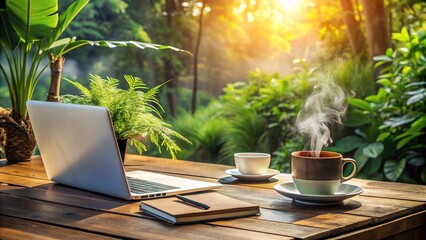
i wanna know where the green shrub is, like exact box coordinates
[170,101,230,164]
[331,58,376,99]
[159,87,213,119]
[220,102,269,162]
[166,100,269,165]
[271,139,303,173]
[170,61,314,167]
[222,62,312,150]
[330,28,426,183]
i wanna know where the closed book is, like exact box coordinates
[140,192,260,224]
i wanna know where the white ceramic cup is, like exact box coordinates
[234,152,271,175]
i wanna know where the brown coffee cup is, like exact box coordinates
[291,151,358,195]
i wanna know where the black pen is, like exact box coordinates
[176,194,210,210]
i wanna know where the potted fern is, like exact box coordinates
[62,74,190,160]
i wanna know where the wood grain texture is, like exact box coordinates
[328,210,426,240]
[5,156,426,198]
[383,226,426,240]
[210,217,329,240]
[0,173,51,187]
[1,155,425,240]
[125,155,426,201]
[0,215,118,240]
[0,193,292,240]
[0,185,325,239]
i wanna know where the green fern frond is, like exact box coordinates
[61,94,91,105]
[63,74,190,159]
[144,80,172,113]
[129,139,147,155]
[124,75,148,91]
[64,78,91,97]
[89,75,119,106]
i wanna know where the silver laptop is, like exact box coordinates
[27,100,221,200]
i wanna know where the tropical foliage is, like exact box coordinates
[330,58,376,99]
[170,62,313,166]
[170,58,375,171]
[62,75,190,159]
[0,0,185,118]
[0,0,62,120]
[169,102,229,164]
[329,27,426,183]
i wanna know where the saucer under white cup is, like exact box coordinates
[225,168,280,181]
[234,152,271,175]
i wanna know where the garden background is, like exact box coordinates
[0,0,425,184]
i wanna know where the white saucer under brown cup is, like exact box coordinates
[291,151,358,195]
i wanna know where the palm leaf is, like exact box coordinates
[0,8,20,49]
[44,37,74,57]
[6,0,58,42]
[61,40,190,56]
[40,0,89,50]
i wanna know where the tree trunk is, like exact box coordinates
[192,1,206,114]
[353,0,363,22]
[361,0,391,59]
[164,0,176,117]
[164,61,176,117]
[340,0,366,57]
[47,55,65,102]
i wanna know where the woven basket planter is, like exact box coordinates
[0,128,5,155]
[0,108,36,162]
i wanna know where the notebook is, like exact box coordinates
[26,100,221,200]
[140,192,260,224]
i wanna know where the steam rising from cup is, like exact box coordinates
[296,79,347,157]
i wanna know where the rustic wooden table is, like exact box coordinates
[1,155,425,240]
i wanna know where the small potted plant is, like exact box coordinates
[62,74,190,160]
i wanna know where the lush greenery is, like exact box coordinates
[0,0,189,161]
[168,57,380,171]
[329,27,426,183]
[331,58,376,99]
[62,75,190,159]
[0,0,72,119]
[168,61,312,166]
[0,0,182,118]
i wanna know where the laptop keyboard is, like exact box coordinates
[126,176,180,194]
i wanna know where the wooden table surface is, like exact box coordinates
[1,155,425,240]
